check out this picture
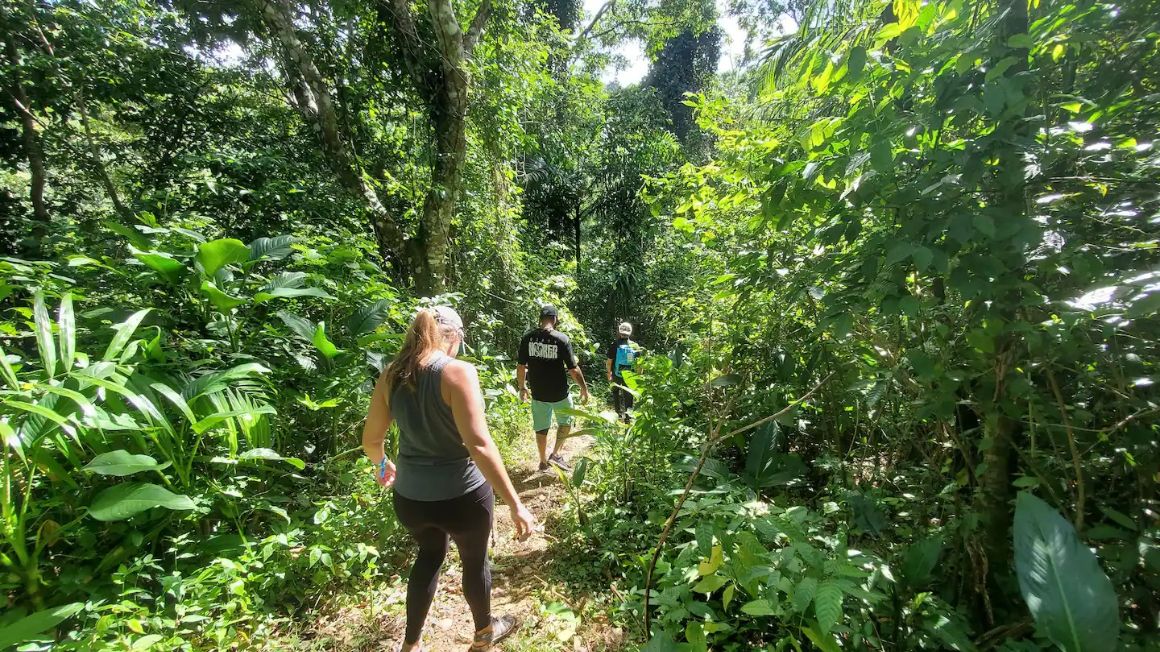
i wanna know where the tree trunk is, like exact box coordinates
[416,106,467,294]
[973,0,1031,619]
[252,0,407,273]
[2,19,49,256]
[386,0,490,295]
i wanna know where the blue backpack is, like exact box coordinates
[615,341,636,371]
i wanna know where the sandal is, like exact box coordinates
[468,614,520,650]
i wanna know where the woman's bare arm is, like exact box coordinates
[444,360,535,537]
[361,373,396,485]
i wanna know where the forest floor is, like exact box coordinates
[271,425,630,652]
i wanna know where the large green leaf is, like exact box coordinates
[277,311,317,341]
[0,342,19,389]
[102,309,151,362]
[346,299,394,336]
[131,249,185,283]
[237,447,305,470]
[253,287,332,304]
[1014,492,1119,652]
[33,293,56,379]
[814,581,843,634]
[196,238,249,276]
[247,235,295,262]
[199,280,246,312]
[0,602,84,648]
[902,534,944,589]
[58,294,75,373]
[83,450,171,477]
[312,322,341,359]
[88,482,195,521]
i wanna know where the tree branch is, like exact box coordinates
[464,0,492,56]
[380,0,438,105]
[575,0,616,44]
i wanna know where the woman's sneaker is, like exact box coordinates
[468,615,520,650]
[548,453,571,471]
[537,460,551,472]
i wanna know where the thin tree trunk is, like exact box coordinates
[252,0,407,271]
[974,0,1031,620]
[76,88,131,220]
[2,19,49,254]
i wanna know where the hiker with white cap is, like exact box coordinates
[516,304,590,472]
[361,306,534,651]
[606,322,639,423]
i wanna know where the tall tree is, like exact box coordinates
[378,0,494,294]
[1,3,50,256]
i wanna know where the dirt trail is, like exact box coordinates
[288,432,627,652]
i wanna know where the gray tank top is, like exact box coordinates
[390,353,486,501]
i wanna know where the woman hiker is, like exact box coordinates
[362,306,536,651]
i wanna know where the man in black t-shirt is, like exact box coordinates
[517,305,590,472]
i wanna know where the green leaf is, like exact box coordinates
[871,140,893,173]
[346,299,394,336]
[132,250,185,283]
[571,456,589,487]
[277,311,317,341]
[814,581,843,634]
[1,420,23,462]
[200,281,246,312]
[0,342,19,389]
[1125,291,1160,319]
[911,246,933,271]
[692,574,728,593]
[643,632,676,652]
[740,599,777,616]
[33,293,57,379]
[253,287,333,304]
[238,447,306,470]
[794,577,818,613]
[1007,33,1035,49]
[196,238,249,276]
[131,634,165,650]
[698,544,724,576]
[58,294,75,374]
[312,322,341,359]
[901,535,943,589]
[0,602,84,648]
[886,242,914,266]
[973,214,996,238]
[3,400,69,426]
[847,46,866,80]
[1014,492,1119,652]
[88,483,195,521]
[722,583,735,610]
[103,309,151,362]
[710,373,740,388]
[84,450,171,477]
[801,625,842,652]
[247,235,295,262]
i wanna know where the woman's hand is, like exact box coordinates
[375,459,397,487]
[510,503,536,540]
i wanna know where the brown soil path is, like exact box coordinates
[277,432,628,652]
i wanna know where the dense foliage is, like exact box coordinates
[1,0,1156,650]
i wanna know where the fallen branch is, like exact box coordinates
[642,373,833,635]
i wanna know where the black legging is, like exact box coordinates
[392,483,494,644]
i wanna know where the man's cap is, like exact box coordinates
[618,322,633,336]
[540,304,559,320]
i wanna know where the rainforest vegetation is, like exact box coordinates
[1,0,1157,649]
